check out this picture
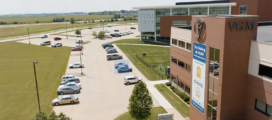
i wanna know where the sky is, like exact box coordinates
[0,0,216,14]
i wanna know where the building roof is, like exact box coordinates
[133,2,236,10]
[176,0,229,5]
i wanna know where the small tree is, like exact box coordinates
[97,31,104,38]
[34,110,71,120]
[92,31,97,37]
[75,29,81,36]
[92,20,95,23]
[128,81,153,120]
[70,17,75,30]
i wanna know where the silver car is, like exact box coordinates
[59,82,82,89]
[57,86,81,95]
[74,45,84,49]
[51,95,79,106]
[124,76,142,85]
[75,40,83,44]
[60,78,80,85]
[61,75,78,81]
[51,43,62,47]
[107,49,117,54]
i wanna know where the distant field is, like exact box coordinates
[0,15,113,24]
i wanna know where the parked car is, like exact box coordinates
[88,27,92,29]
[114,30,119,32]
[106,48,116,52]
[130,27,136,29]
[125,32,130,35]
[128,31,134,34]
[108,25,112,27]
[115,33,122,37]
[104,30,110,33]
[59,82,82,89]
[51,43,62,47]
[103,44,113,48]
[124,76,142,85]
[61,78,80,85]
[104,34,112,38]
[41,35,48,38]
[107,54,122,60]
[123,32,128,36]
[119,33,124,36]
[117,66,132,73]
[57,86,81,95]
[54,37,62,40]
[115,62,128,69]
[61,75,78,81]
[75,40,83,44]
[51,95,79,106]
[74,45,84,49]
[107,49,117,54]
[69,62,84,68]
[110,34,118,37]
[105,47,114,51]
[71,47,82,51]
[40,41,51,46]
[102,43,110,47]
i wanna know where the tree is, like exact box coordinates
[34,111,71,120]
[92,31,97,37]
[128,81,153,120]
[92,20,95,23]
[97,31,104,38]
[70,17,75,30]
[58,112,72,120]
[75,29,81,36]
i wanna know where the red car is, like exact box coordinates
[54,37,62,40]
[71,47,82,51]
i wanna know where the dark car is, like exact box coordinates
[114,30,119,32]
[57,86,81,95]
[71,47,82,51]
[54,37,62,40]
[110,34,118,37]
[130,27,136,29]
[88,27,92,29]
[103,44,113,48]
[102,43,110,47]
[115,33,122,37]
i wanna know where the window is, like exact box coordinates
[172,8,188,15]
[172,39,177,45]
[255,99,272,117]
[186,43,191,51]
[209,7,229,15]
[172,76,177,83]
[172,20,187,25]
[178,81,184,89]
[178,60,184,68]
[186,64,191,72]
[178,41,185,48]
[259,64,272,79]
[185,86,190,94]
[190,7,208,15]
[239,5,247,15]
[172,57,177,64]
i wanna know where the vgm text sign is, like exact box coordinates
[228,21,256,31]
[138,10,155,32]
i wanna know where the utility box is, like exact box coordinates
[158,113,173,120]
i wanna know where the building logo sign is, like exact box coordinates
[194,18,206,41]
[228,21,256,31]
[138,10,155,32]
[192,42,207,114]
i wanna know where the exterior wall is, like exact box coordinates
[245,74,272,120]
[171,27,191,41]
[160,16,192,37]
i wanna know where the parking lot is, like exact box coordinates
[17,25,162,120]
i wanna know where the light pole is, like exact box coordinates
[33,62,41,111]
[27,28,31,44]
[65,22,68,39]
[79,30,83,75]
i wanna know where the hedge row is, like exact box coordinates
[165,82,190,104]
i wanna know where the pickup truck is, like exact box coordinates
[107,54,123,60]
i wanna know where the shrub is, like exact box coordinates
[165,82,171,86]
[170,86,175,89]
[186,100,190,104]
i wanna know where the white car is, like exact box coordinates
[58,82,82,89]
[51,43,62,47]
[124,76,142,85]
[69,62,84,68]
[75,40,83,44]
[105,47,115,51]
[61,75,78,81]
[104,30,110,33]
[74,45,84,49]
[123,32,128,36]
[104,34,112,38]
[128,31,134,34]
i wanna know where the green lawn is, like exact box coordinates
[117,45,169,80]
[114,107,168,120]
[0,42,71,120]
[110,38,169,46]
[154,84,189,117]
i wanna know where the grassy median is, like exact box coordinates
[114,107,168,120]
[110,38,169,46]
[0,42,71,120]
[154,84,189,117]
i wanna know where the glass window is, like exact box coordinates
[172,76,177,83]
[267,105,272,116]
[209,7,229,15]
[190,7,208,15]
[258,64,272,79]
[209,47,220,77]
[172,20,187,25]
[172,39,177,45]
[185,64,191,72]
[239,5,247,15]
[185,86,190,94]
[178,41,185,48]
[178,81,184,89]
[172,57,177,64]
[156,9,170,35]
[178,60,184,68]
[172,8,188,15]
[256,99,266,112]
[186,43,191,51]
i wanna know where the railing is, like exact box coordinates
[136,54,169,80]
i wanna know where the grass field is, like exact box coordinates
[117,45,170,80]
[114,107,168,120]
[154,84,190,117]
[110,38,169,46]
[0,15,113,24]
[0,42,71,120]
